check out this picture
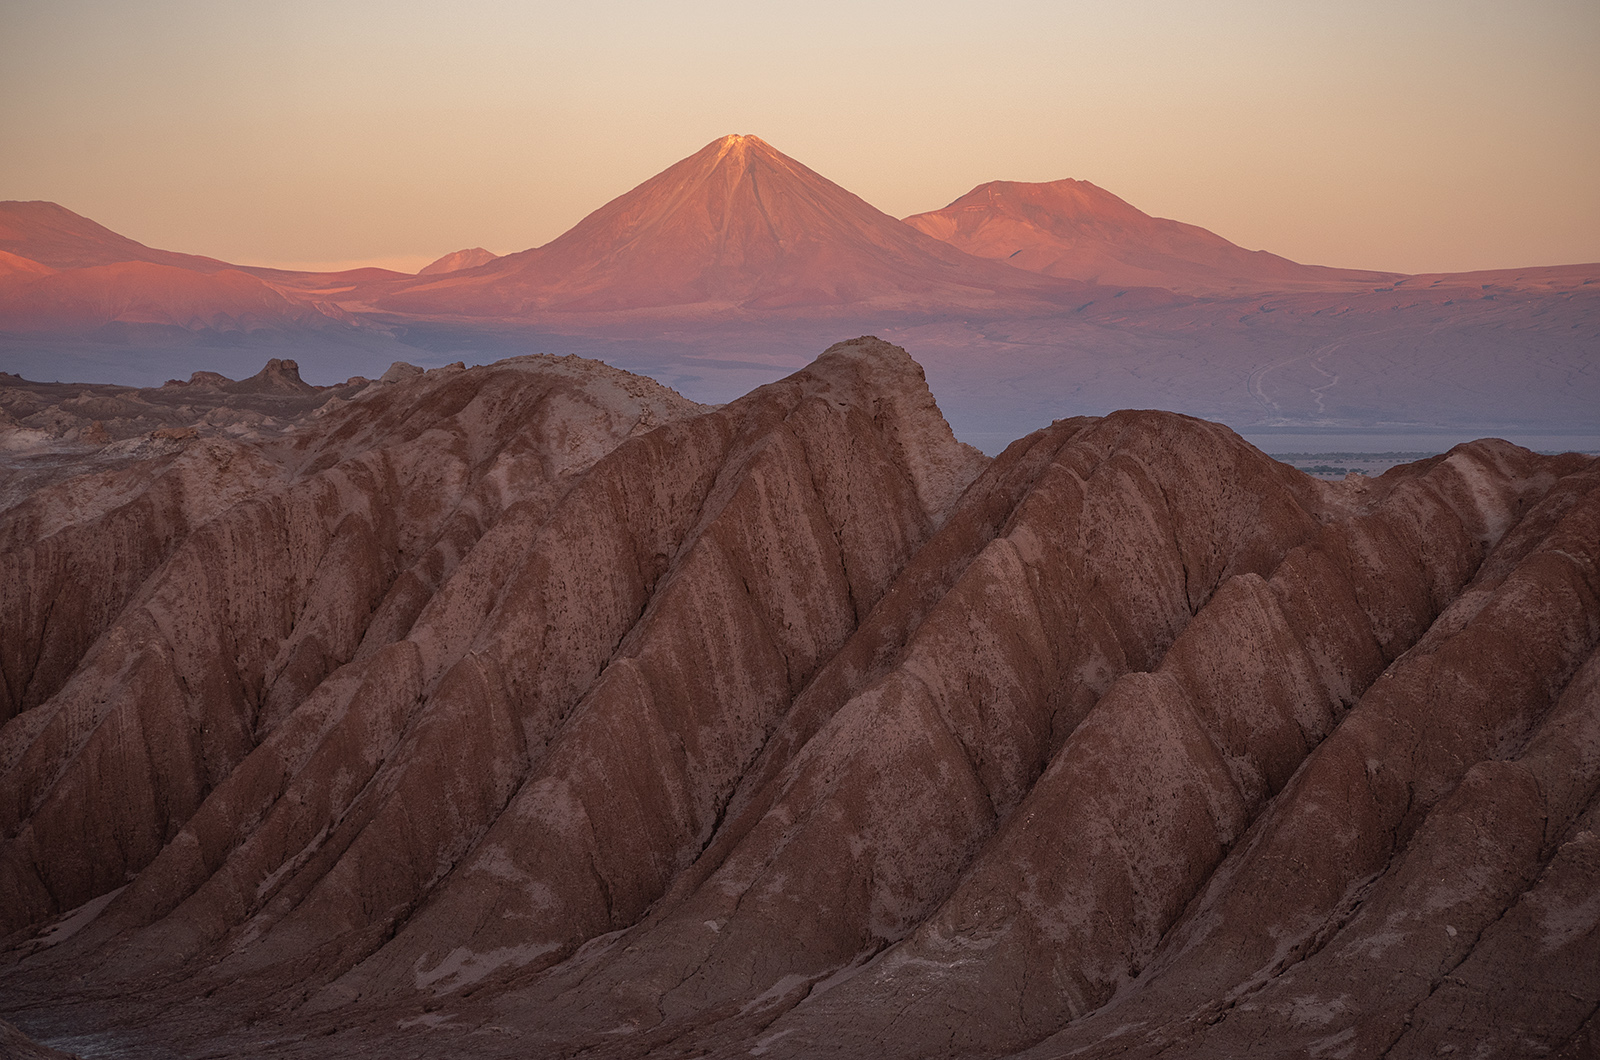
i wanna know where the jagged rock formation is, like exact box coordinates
[0,359,367,460]
[0,339,1595,1059]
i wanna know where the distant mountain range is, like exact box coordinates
[1,135,1595,442]
[3,133,1592,327]
[3,338,1596,1059]
[0,201,394,337]
[903,177,1396,293]
[0,134,1462,333]
[377,134,1092,318]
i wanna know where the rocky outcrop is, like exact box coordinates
[221,357,317,395]
[0,338,1594,1060]
[0,361,363,452]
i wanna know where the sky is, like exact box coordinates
[2,0,1596,275]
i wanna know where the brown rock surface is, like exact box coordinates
[0,1017,78,1059]
[0,338,1594,1059]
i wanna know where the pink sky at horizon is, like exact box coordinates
[3,0,1596,276]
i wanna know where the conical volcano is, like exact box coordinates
[379,135,1075,317]
[905,178,1395,293]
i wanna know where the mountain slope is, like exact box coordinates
[1,340,1595,1059]
[904,178,1396,293]
[0,261,358,336]
[376,135,1083,316]
[5,160,1593,448]
[0,201,230,273]
[417,248,499,276]
[0,202,386,341]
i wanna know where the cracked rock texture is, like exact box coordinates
[0,338,1595,1060]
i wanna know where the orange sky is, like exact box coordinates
[2,0,1596,275]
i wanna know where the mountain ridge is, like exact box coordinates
[0,200,230,273]
[417,248,500,276]
[375,134,1085,316]
[0,138,1595,444]
[903,177,1398,293]
[0,339,1596,1058]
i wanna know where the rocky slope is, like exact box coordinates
[0,338,1594,1059]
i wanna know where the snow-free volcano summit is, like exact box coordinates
[374,134,1078,316]
[1,133,1596,444]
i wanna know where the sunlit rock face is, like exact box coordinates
[0,338,1595,1060]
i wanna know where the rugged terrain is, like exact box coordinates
[3,135,1595,443]
[0,337,1595,1059]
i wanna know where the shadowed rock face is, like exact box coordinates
[0,338,1595,1060]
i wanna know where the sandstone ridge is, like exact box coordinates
[0,338,1595,1059]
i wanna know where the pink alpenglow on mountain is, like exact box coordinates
[0,135,1595,462]
[417,248,500,276]
[378,134,1080,316]
[904,178,1394,293]
[0,200,230,273]
[0,201,369,338]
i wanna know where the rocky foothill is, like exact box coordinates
[0,338,1595,1059]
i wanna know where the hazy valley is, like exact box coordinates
[2,135,1595,452]
[1,133,1597,1059]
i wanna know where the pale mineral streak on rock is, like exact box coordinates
[0,340,1595,1060]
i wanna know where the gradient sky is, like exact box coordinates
[3,0,1596,274]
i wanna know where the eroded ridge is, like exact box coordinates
[0,339,1594,1060]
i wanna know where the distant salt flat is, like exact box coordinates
[1239,428,1600,454]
